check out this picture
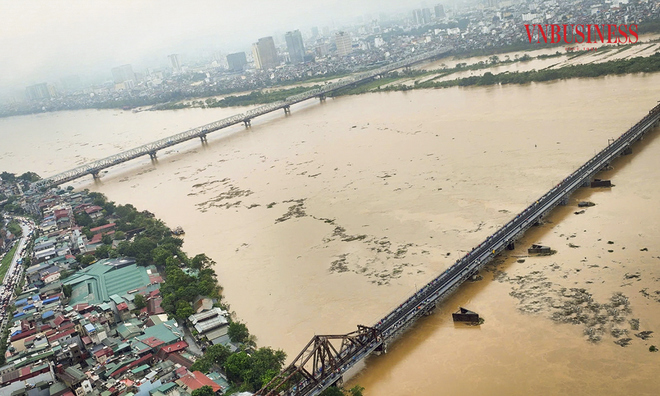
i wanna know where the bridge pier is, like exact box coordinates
[559,197,569,206]
[199,134,208,143]
[506,242,515,250]
[319,94,326,102]
[622,147,632,155]
[149,151,157,160]
[283,105,291,115]
[243,119,251,128]
[91,171,100,181]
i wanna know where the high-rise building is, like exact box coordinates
[435,4,446,18]
[251,43,262,70]
[111,64,135,84]
[413,9,423,24]
[227,52,248,72]
[285,30,305,64]
[422,8,432,23]
[168,54,181,72]
[311,26,319,38]
[414,8,432,24]
[252,36,278,70]
[25,83,50,101]
[335,32,352,57]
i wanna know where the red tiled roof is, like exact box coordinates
[72,303,90,312]
[116,302,128,311]
[161,341,188,354]
[94,348,113,358]
[147,297,164,315]
[53,315,67,326]
[60,322,75,331]
[179,371,221,392]
[47,328,75,343]
[84,206,103,214]
[90,233,103,244]
[90,223,116,234]
[141,337,164,348]
[167,352,193,369]
[82,336,92,344]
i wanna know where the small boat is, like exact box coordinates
[171,226,185,236]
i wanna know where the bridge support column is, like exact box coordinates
[506,242,515,250]
[91,172,100,181]
[149,151,157,160]
[622,147,632,155]
[283,105,291,115]
[199,134,208,143]
[319,94,326,102]
[243,119,251,128]
[559,197,569,206]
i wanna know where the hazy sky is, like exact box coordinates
[0,0,416,95]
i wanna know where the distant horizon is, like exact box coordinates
[0,0,435,98]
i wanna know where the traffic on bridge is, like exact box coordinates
[32,46,452,190]
[257,102,660,396]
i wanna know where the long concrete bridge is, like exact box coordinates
[32,46,452,189]
[256,103,660,396]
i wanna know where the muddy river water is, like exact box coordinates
[1,72,659,395]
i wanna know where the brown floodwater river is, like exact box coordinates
[1,72,659,395]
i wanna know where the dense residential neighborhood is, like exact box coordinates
[0,174,285,396]
[2,0,659,117]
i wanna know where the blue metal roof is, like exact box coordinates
[42,310,55,319]
[15,298,28,306]
[42,296,60,304]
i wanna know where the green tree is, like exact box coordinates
[347,385,365,396]
[62,284,73,298]
[206,343,232,366]
[319,387,344,396]
[191,253,214,270]
[80,255,96,266]
[190,357,213,373]
[18,172,41,182]
[175,300,194,320]
[224,351,252,385]
[101,234,113,245]
[134,294,147,310]
[228,322,250,344]
[74,212,93,227]
[7,221,22,237]
[0,172,16,182]
[95,244,113,259]
[113,231,125,240]
[191,385,215,396]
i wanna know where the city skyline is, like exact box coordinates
[0,0,421,98]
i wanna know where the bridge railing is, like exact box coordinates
[374,103,660,337]
[33,47,453,189]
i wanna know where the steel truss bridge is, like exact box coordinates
[33,46,453,189]
[256,103,660,396]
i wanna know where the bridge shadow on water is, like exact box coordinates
[350,122,660,382]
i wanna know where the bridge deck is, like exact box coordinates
[264,103,660,396]
[33,47,452,189]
